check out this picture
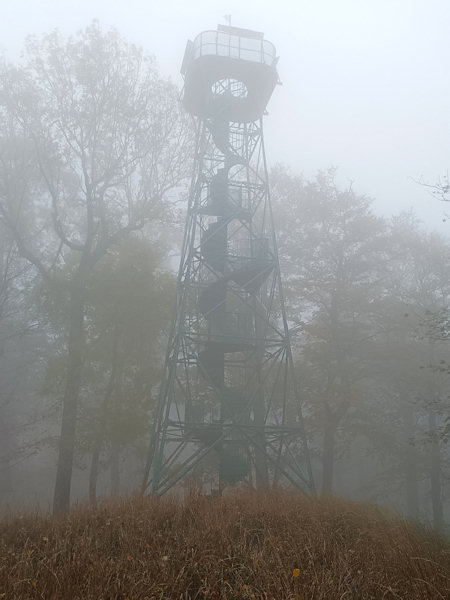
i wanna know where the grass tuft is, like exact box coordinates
[1,491,449,599]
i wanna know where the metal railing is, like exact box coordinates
[191,30,276,67]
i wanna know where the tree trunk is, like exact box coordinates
[253,435,269,490]
[405,449,420,520]
[89,445,101,509]
[110,445,120,497]
[0,412,12,495]
[88,329,119,508]
[52,266,88,515]
[253,396,269,490]
[401,396,420,519]
[427,341,444,531]
[429,409,444,530]
[321,420,336,496]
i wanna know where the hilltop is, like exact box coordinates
[1,491,449,599]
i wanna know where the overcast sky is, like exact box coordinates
[2,0,449,235]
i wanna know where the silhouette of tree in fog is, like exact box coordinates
[394,229,450,530]
[0,23,192,513]
[41,238,174,506]
[0,220,40,497]
[271,167,389,496]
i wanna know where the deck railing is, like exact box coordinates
[191,30,276,67]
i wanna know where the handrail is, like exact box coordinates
[191,30,277,67]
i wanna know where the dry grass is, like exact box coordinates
[1,491,449,599]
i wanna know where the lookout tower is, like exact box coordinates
[143,25,315,495]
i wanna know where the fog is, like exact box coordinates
[2,0,450,233]
[0,0,449,533]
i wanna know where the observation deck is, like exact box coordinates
[181,25,279,122]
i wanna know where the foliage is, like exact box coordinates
[0,22,192,512]
[271,167,390,494]
[40,237,174,452]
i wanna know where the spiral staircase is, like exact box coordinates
[143,25,315,496]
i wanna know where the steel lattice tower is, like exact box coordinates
[143,25,315,496]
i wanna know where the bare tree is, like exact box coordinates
[417,171,450,222]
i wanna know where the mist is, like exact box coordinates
[0,5,449,599]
